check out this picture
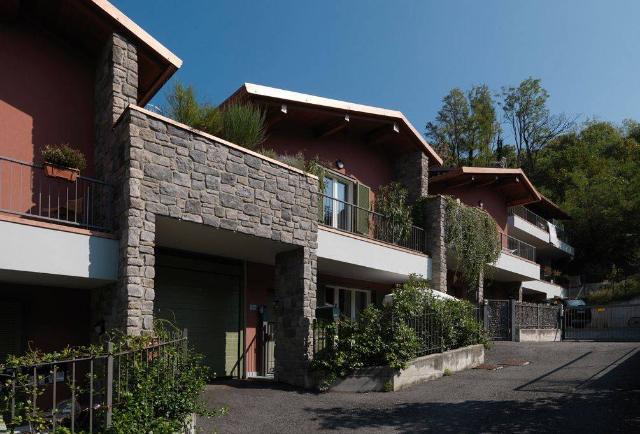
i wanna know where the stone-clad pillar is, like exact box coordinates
[393,151,429,203]
[423,195,447,293]
[273,247,317,387]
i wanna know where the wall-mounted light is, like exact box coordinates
[335,160,345,170]
[477,200,484,209]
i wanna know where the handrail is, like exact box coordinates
[508,205,549,232]
[316,192,426,253]
[500,232,536,262]
[0,155,113,231]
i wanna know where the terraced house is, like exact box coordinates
[0,0,442,388]
[0,0,573,388]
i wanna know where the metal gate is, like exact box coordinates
[260,321,276,376]
[564,303,640,341]
[485,299,511,340]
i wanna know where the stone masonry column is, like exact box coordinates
[393,151,429,203]
[94,33,151,335]
[274,247,317,387]
[423,195,447,293]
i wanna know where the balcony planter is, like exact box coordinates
[41,144,86,182]
[43,162,80,182]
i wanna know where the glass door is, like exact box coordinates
[323,176,350,230]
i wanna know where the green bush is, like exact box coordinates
[585,275,640,305]
[41,144,87,171]
[0,321,224,434]
[311,275,487,390]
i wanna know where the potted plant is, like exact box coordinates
[41,144,87,182]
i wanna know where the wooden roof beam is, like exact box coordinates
[315,114,350,138]
[366,122,400,146]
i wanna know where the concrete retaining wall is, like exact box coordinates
[517,328,562,342]
[328,344,485,392]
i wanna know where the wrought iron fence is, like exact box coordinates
[508,206,549,232]
[316,193,426,254]
[0,156,113,231]
[0,329,187,433]
[500,232,536,262]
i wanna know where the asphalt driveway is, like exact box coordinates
[200,341,640,433]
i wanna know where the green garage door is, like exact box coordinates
[154,252,241,378]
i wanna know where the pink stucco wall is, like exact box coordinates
[262,125,396,195]
[441,185,509,234]
[0,24,95,174]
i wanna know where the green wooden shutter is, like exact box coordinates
[356,182,370,235]
[317,189,325,224]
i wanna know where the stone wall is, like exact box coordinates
[393,151,429,203]
[423,195,447,293]
[116,107,319,386]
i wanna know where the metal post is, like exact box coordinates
[105,342,114,429]
[537,304,540,329]
[483,299,490,331]
[510,299,517,342]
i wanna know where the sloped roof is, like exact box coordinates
[224,83,444,165]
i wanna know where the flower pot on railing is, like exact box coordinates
[43,162,80,182]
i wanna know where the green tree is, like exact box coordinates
[426,85,499,167]
[166,82,222,134]
[534,121,640,281]
[500,77,573,173]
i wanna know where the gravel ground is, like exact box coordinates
[199,341,640,433]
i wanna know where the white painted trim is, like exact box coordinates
[326,285,372,320]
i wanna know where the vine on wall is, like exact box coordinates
[444,196,501,291]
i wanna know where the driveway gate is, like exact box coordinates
[485,299,511,340]
[563,303,640,341]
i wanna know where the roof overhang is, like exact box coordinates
[1,0,182,106]
[223,83,444,165]
[429,167,542,206]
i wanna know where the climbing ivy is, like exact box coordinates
[444,196,501,291]
[375,182,413,242]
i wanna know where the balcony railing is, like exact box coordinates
[0,156,113,232]
[316,193,426,254]
[500,232,536,262]
[508,206,549,232]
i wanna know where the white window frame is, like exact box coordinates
[323,174,353,230]
[326,285,371,320]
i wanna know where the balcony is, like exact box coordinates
[315,193,430,284]
[500,232,536,262]
[508,206,574,256]
[316,193,426,254]
[0,156,113,232]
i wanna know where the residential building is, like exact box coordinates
[0,0,443,387]
[428,167,574,303]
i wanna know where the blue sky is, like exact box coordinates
[113,0,640,138]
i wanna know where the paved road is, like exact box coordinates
[200,342,640,433]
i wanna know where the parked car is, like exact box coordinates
[562,299,592,328]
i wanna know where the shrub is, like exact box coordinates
[220,103,266,149]
[311,275,487,390]
[41,145,87,171]
[0,321,224,434]
[585,275,640,305]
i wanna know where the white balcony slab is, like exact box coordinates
[522,279,566,299]
[508,215,550,245]
[487,252,541,282]
[317,227,430,284]
[0,219,118,287]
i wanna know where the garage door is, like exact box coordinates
[154,252,241,378]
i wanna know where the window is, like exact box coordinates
[323,176,352,230]
[326,286,372,320]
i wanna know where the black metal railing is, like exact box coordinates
[508,205,549,232]
[500,232,536,262]
[0,156,112,231]
[316,193,426,253]
[0,329,188,433]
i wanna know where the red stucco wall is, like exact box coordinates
[440,185,509,234]
[262,126,396,194]
[0,24,95,174]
